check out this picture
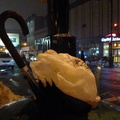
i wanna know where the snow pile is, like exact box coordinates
[0,82,23,106]
[30,49,99,104]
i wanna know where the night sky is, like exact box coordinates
[0,0,47,29]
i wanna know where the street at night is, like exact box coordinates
[0,64,120,120]
[0,63,120,106]
[0,61,120,103]
[89,65,120,106]
[0,0,120,119]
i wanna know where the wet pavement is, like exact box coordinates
[0,65,120,120]
[89,65,120,106]
[0,67,32,96]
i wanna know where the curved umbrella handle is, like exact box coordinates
[0,10,29,69]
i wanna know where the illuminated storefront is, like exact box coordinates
[101,36,120,63]
[78,43,99,58]
[0,33,19,52]
[0,33,19,47]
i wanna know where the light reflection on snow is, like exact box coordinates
[0,96,32,108]
[9,78,20,87]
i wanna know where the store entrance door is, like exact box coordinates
[113,49,120,63]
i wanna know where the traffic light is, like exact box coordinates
[113,23,118,30]
[114,23,118,27]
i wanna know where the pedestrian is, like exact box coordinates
[81,50,85,62]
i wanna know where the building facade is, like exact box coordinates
[25,14,48,56]
[25,0,120,63]
[69,0,120,63]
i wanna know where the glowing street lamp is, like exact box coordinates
[113,23,118,31]
[22,42,28,46]
[113,23,118,27]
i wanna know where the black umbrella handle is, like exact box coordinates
[0,10,29,69]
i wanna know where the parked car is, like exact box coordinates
[0,52,15,69]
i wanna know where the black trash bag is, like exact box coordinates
[35,81,92,114]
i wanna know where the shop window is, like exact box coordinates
[104,43,109,50]
[103,50,109,57]
[118,50,120,56]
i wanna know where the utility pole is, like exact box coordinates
[109,0,113,67]
[46,0,76,56]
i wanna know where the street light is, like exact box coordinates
[113,23,117,27]
[22,42,28,46]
